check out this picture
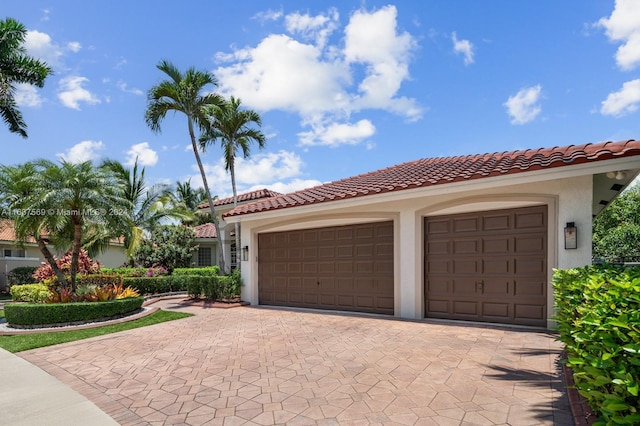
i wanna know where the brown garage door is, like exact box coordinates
[258,221,394,315]
[425,205,547,327]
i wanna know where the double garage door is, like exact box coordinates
[258,221,395,315]
[257,205,548,326]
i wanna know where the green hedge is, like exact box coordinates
[77,274,123,287]
[553,265,640,425]
[172,266,220,276]
[7,266,39,286]
[9,283,50,303]
[4,296,144,327]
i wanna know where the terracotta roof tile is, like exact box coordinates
[0,219,37,243]
[198,188,284,210]
[194,223,217,239]
[225,139,640,218]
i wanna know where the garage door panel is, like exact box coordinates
[425,205,547,327]
[259,221,394,315]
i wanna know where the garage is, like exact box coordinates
[425,205,547,327]
[258,221,394,315]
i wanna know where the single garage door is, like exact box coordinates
[258,221,394,315]
[425,205,547,327]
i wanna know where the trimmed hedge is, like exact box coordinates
[553,265,640,425]
[10,283,50,303]
[4,296,144,327]
[173,266,220,276]
[77,274,123,287]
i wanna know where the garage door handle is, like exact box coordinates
[476,281,484,293]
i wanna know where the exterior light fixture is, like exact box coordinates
[564,222,577,250]
[242,245,249,261]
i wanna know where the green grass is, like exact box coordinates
[0,309,193,353]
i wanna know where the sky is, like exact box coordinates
[3,1,640,198]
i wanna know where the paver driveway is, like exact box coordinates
[19,299,573,425]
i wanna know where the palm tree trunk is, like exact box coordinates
[70,214,82,292]
[230,161,241,270]
[36,237,68,287]
[188,117,227,273]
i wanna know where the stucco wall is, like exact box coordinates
[235,172,595,327]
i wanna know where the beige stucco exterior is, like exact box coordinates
[229,156,640,328]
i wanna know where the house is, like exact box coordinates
[0,219,127,291]
[224,139,640,328]
[194,189,283,270]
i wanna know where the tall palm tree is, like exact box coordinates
[25,159,129,291]
[101,158,190,260]
[0,18,52,138]
[0,162,67,285]
[145,60,228,272]
[200,96,266,265]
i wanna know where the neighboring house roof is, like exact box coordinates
[198,188,284,210]
[0,219,37,243]
[225,139,640,218]
[194,223,217,239]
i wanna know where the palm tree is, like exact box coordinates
[25,159,129,291]
[0,162,67,285]
[172,178,210,225]
[0,18,52,138]
[101,158,191,261]
[145,60,228,272]
[200,96,266,266]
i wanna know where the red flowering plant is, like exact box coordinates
[33,249,101,283]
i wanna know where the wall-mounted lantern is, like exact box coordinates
[564,222,577,250]
[242,246,249,261]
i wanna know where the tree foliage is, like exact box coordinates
[0,17,52,138]
[593,184,640,259]
[135,225,198,272]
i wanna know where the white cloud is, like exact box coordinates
[25,30,63,66]
[601,78,640,116]
[117,81,144,96]
[298,119,375,147]
[14,84,43,107]
[504,85,543,125]
[57,140,105,163]
[248,179,322,195]
[67,41,81,52]
[215,5,421,147]
[57,76,100,110]
[452,32,474,65]
[597,0,640,70]
[252,9,283,23]
[125,142,158,166]
[191,150,316,197]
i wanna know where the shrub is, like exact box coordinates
[553,265,640,425]
[123,276,185,295]
[4,297,144,327]
[33,249,100,282]
[77,274,123,288]
[173,266,220,276]
[101,267,148,277]
[7,266,38,286]
[10,283,51,303]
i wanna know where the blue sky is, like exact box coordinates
[3,1,640,198]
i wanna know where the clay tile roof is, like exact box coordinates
[198,188,284,210]
[194,222,217,239]
[0,219,37,243]
[224,139,640,218]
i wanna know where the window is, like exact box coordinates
[230,242,237,269]
[3,248,25,258]
[197,247,212,267]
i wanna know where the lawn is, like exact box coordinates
[0,309,192,353]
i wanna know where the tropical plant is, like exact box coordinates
[20,159,130,291]
[145,60,227,272]
[0,162,68,285]
[172,178,210,225]
[199,96,266,264]
[0,17,53,138]
[101,158,191,259]
[135,224,198,272]
[32,249,101,282]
